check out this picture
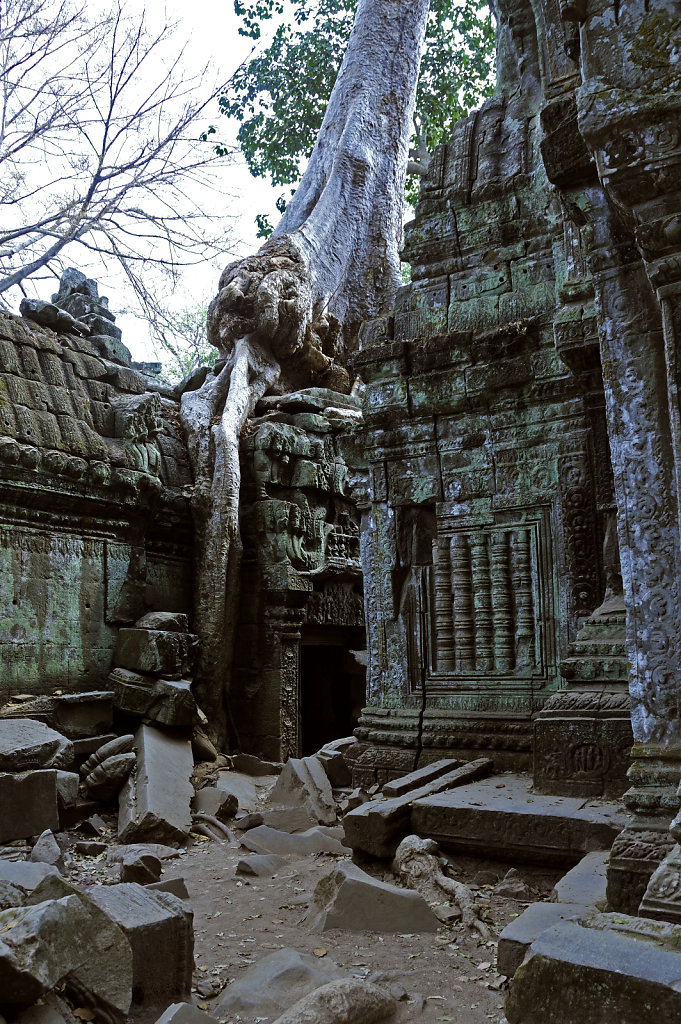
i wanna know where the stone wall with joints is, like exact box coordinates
[229,388,366,762]
[349,0,635,790]
[0,272,193,703]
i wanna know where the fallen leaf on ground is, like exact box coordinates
[313,948,327,957]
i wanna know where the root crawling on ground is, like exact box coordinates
[393,834,491,939]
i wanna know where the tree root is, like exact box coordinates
[393,835,491,940]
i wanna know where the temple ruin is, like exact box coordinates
[2,0,681,1020]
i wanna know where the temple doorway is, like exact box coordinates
[300,630,366,755]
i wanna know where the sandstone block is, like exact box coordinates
[236,854,290,877]
[309,861,440,932]
[237,806,315,833]
[231,752,283,776]
[497,901,591,977]
[87,882,193,1007]
[269,756,336,825]
[0,771,58,843]
[215,770,277,813]
[112,669,196,728]
[343,758,493,858]
[0,862,59,893]
[51,692,113,740]
[192,787,238,821]
[215,947,344,1021]
[240,824,347,857]
[30,830,64,870]
[135,612,189,633]
[505,914,681,1024]
[119,849,163,885]
[552,850,609,905]
[55,771,79,812]
[114,629,197,678]
[271,978,395,1024]
[381,758,461,798]
[118,724,193,844]
[0,720,73,772]
[147,877,190,900]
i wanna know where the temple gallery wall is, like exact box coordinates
[3,0,681,998]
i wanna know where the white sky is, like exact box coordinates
[115,0,286,362]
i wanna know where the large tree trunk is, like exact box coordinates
[181,0,430,747]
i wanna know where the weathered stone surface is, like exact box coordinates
[0,895,104,1007]
[154,1003,212,1024]
[192,787,238,822]
[269,756,337,825]
[381,758,461,798]
[238,806,315,834]
[240,825,347,858]
[494,868,533,901]
[85,751,136,801]
[51,691,114,741]
[87,882,193,1006]
[231,752,283,776]
[0,771,58,843]
[0,862,59,893]
[410,774,627,863]
[80,735,134,778]
[215,948,345,1020]
[315,738,355,788]
[0,721,73,772]
[271,978,396,1024]
[215,771,273,813]
[119,849,162,885]
[498,901,592,977]
[552,850,608,906]
[55,772,79,811]
[505,914,681,1024]
[118,724,193,844]
[106,843,181,863]
[147,877,190,900]
[236,853,290,877]
[111,668,196,727]
[114,629,197,678]
[309,861,439,933]
[0,881,24,910]
[343,759,492,858]
[135,612,189,633]
[30,830,64,870]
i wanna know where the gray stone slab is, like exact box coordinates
[215,948,344,1020]
[309,861,439,933]
[215,771,277,814]
[55,772,79,812]
[238,806,316,833]
[114,629,196,677]
[505,913,681,1024]
[240,825,347,857]
[271,978,395,1024]
[147,877,190,900]
[86,882,193,1007]
[118,724,193,844]
[382,758,462,798]
[0,771,59,843]
[269,756,336,825]
[51,692,113,740]
[192,787,238,822]
[236,854,290,877]
[497,901,591,977]
[344,758,493,858]
[0,721,73,772]
[411,774,628,862]
[0,861,59,892]
[552,850,609,905]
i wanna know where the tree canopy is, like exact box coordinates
[213,0,495,228]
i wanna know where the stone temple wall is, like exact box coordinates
[0,308,193,701]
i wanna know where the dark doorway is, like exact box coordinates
[300,642,365,755]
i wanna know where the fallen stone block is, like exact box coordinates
[236,853,290,877]
[135,612,189,633]
[240,825,347,857]
[80,736,134,777]
[215,770,277,813]
[343,758,493,858]
[72,734,117,761]
[118,724,193,844]
[114,628,197,678]
[147,877,190,900]
[107,843,181,863]
[382,758,461,798]
[231,752,283,776]
[85,751,136,801]
[0,721,73,772]
[494,867,534,900]
[191,728,218,763]
[111,669,196,728]
[154,1003,212,1024]
[55,772,79,813]
[75,841,106,857]
[0,771,58,843]
[0,862,59,894]
[309,861,439,932]
[271,978,395,1024]
[238,806,315,833]
[0,895,107,1009]
[30,830,64,870]
[192,787,238,822]
[87,882,193,1007]
[215,947,345,1021]
[119,849,162,884]
[505,913,681,1024]
[269,756,336,825]
[51,692,113,740]
[315,738,356,788]
[552,850,609,905]
[497,901,591,977]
